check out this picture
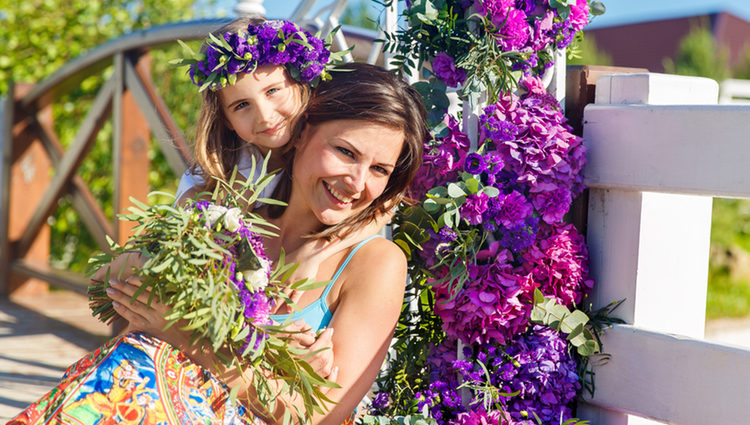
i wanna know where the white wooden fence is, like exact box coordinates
[578,73,750,425]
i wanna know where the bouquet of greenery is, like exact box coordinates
[87,158,333,425]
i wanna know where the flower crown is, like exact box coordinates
[178,20,337,92]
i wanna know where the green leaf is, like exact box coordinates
[447,183,465,198]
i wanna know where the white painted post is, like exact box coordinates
[234,0,266,17]
[578,73,719,425]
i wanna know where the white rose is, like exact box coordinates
[223,207,243,232]
[204,204,227,227]
[244,258,270,292]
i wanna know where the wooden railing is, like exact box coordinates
[0,19,382,297]
[577,72,750,425]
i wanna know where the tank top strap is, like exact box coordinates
[321,234,384,298]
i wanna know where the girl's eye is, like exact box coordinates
[233,101,249,111]
[336,146,354,158]
[266,87,280,96]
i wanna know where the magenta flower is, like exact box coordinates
[433,52,467,87]
[411,115,471,199]
[460,192,490,225]
[569,0,591,32]
[522,223,593,307]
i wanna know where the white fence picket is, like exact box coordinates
[580,72,750,425]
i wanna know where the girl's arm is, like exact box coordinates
[107,278,337,422]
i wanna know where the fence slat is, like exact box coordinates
[583,104,750,198]
[582,324,750,425]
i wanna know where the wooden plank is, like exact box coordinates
[124,55,190,177]
[0,84,13,296]
[583,324,750,425]
[15,77,114,258]
[9,259,89,296]
[132,53,192,172]
[30,117,114,251]
[583,104,750,198]
[115,53,150,245]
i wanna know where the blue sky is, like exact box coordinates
[212,0,750,28]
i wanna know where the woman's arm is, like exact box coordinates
[303,237,407,425]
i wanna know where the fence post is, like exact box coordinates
[578,73,719,425]
[113,52,151,245]
[2,84,53,296]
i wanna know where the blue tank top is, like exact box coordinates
[270,235,382,332]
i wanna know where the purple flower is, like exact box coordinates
[411,115,471,199]
[432,52,467,88]
[460,192,490,225]
[370,392,391,415]
[522,222,593,307]
[464,152,487,175]
[496,190,533,228]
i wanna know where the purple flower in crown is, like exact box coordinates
[432,52,467,88]
[185,19,333,90]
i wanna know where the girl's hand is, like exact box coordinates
[107,277,188,348]
[91,251,145,285]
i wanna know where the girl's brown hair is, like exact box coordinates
[271,62,428,239]
[189,17,311,193]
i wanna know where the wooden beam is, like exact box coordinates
[0,83,13,296]
[30,117,114,251]
[124,54,190,177]
[9,259,89,296]
[15,77,114,258]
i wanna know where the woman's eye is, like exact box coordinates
[336,147,354,157]
[373,165,390,176]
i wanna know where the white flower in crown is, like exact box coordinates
[244,258,270,292]
[205,204,228,227]
[224,207,243,232]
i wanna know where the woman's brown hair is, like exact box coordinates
[271,62,428,239]
[189,17,311,193]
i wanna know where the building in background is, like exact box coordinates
[587,9,750,72]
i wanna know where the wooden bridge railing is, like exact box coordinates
[0,18,382,297]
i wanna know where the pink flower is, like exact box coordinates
[522,223,593,307]
[569,0,590,32]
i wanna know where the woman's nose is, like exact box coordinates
[344,164,367,193]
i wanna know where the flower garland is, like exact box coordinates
[367,1,611,424]
[177,19,338,91]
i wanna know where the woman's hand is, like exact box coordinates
[282,321,337,381]
[91,251,145,285]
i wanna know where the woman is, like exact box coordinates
[11,62,427,425]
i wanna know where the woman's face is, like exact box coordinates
[219,65,303,154]
[292,119,405,226]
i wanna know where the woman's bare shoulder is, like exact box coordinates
[344,237,407,288]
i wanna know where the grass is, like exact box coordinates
[706,266,750,319]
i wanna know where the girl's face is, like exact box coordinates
[292,119,405,226]
[219,65,303,154]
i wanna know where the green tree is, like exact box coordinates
[0,1,210,272]
[662,25,730,82]
[567,35,613,66]
[340,0,378,30]
[731,46,750,79]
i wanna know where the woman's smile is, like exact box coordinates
[324,181,358,205]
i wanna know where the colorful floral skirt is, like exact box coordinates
[8,332,254,425]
